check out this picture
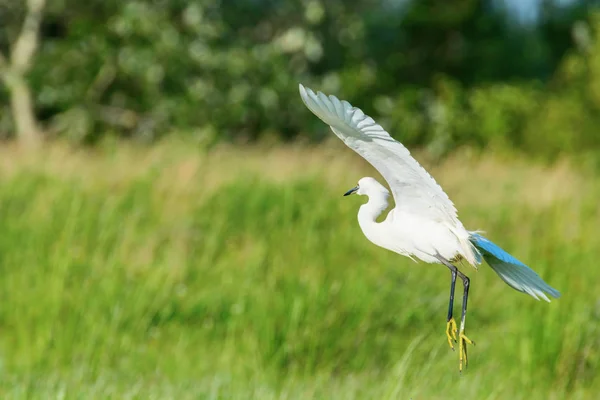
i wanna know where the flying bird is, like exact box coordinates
[298,84,560,371]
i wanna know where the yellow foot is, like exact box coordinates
[446,318,458,350]
[458,330,475,372]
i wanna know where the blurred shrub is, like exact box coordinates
[369,12,600,159]
[21,0,328,143]
[0,0,599,158]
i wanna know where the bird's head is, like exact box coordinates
[344,177,389,198]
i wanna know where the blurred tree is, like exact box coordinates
[0,0,45,147]
[0,0,598,157]
[539,0,597,67]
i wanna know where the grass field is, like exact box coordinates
[0,140,598,399]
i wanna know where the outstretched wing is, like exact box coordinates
[299,84,460,226]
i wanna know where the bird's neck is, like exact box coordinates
[358,193,389,226]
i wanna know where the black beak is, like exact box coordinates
[343,186,359,196]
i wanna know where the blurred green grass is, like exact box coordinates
[0,142,598,399]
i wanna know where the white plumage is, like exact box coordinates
[299,83,560,370]
[299,84,479,267]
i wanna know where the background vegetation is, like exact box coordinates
[0,0,599,157]
[0,142,598,398]
[0,0,599,398]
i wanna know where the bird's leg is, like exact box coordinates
[435,254,475,372]
[445,267,458,349]
[436,255,459,350]
[456,270,475,372]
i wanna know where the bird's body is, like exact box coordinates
[357,178,471,264]
[299,83,561,371]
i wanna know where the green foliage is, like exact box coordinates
[1,0,600,157]
[371,12,600,159]
[24,0,325,143]
[0,145,598,397]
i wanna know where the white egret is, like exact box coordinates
[298,84,560,371]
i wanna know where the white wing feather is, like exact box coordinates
[299,84,461,228]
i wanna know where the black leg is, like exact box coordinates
[436,255,459,349]
[447,267,457,323]
[436,254,459,323]
[436,255,474,371]
[455,268,474,371]
[456,270,470,333]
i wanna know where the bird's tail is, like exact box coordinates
[469,232,561,302]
